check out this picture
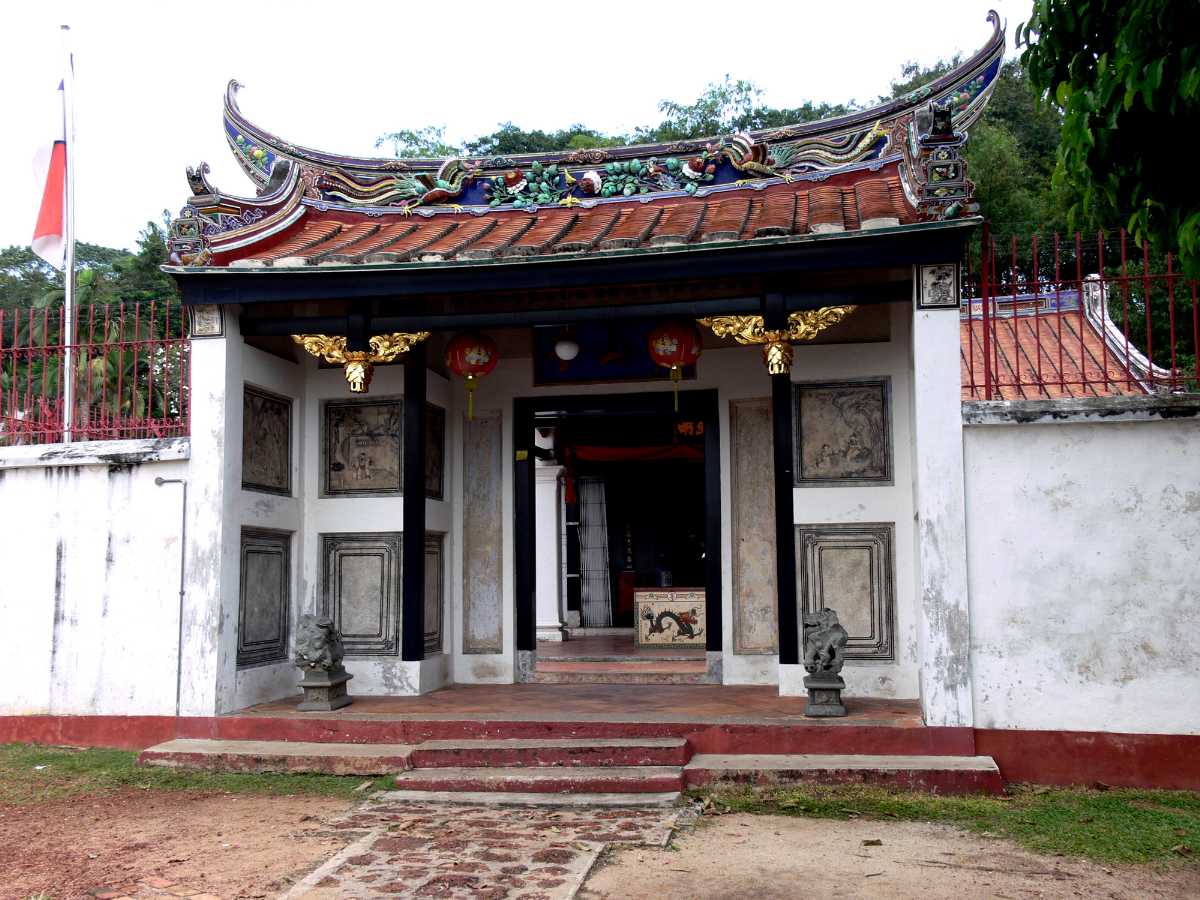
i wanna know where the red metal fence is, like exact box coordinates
[962,228,1199,400]
[0,302,190,446]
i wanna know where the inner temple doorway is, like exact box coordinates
[513,390,721,682]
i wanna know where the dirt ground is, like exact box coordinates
[580,813,1200,900]
[0,789,356,900]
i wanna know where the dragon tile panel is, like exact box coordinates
[635,590,706,647]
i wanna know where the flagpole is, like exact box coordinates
[61,24,76,443]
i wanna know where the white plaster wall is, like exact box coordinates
[964,417,1200,734]
[0,445,189,716]
[227,343,307,711]
[450,302,920,698]
[772,302,918,697]
[300,356,453,696]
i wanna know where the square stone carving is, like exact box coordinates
[796,523,895,661]
[323,397,403,496]
[635,590,706,647]
[425,533,445,654]
[187,304,224,338]
[238,528,290,667]
[918,262,960,309]
[426,404,446,500]
[241,386,291,495]
[321,532,401,657]
[794,378,892,486]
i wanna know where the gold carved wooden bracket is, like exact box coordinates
[698,306,856,375]
[292,332,431,393]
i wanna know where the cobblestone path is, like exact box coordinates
[283,794,681,899]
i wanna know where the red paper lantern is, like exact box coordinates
[445,331,498,419]
[647,320,703,410]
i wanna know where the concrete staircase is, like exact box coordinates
[138,736,1004,798]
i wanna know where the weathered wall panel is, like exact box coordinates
[0,444,189,716]
[320,532,401,657]
[462,411,503,653]
[237,528,291,667]
[731,398,777,654]
[965,416,1200,734]
[796,523,895,661]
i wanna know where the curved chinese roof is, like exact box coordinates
[165,11,1003,272]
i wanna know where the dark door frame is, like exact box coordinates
[513,388,722,655]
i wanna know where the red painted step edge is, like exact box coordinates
[407,744,691,769]
[4,715,1200,790]
[393,771,684,794]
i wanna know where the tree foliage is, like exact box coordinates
[1020,0,1200,276]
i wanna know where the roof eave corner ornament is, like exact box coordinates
[292,332,432,393]
[167,206,211,267]
[699,307,857,375]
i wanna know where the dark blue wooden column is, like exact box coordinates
[401,340,427,662]
[765,293,800,666]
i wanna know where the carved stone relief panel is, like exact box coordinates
[795,523,895,661]
[424,533,445,654]
[187,304,224,338]
[917,262,960,309]
[321,532,401,657]
[242,385,291,495]
[238,528,291,667]
[731,398,777,654]
[794,378,892,486]
[463,411,504,654]
[426,403,446,500]
[323,397,403,496]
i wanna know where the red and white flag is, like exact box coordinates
[32,80,68,269]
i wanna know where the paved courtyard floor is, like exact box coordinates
[5,788,1198,899]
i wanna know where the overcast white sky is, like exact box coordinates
[1,0,1027,252]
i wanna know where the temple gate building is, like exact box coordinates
[3,12,1198,790]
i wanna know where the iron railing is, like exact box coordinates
[0,301,190,446]
[962,228,1199,400]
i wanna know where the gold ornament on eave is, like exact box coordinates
[698,306,856,375]
[292,332,431,393]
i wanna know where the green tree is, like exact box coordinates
[374,126,460,159]
[1020,0,1200,276]
[638,76,854,142]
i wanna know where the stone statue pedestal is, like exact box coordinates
[297,665,353,712]
[803,673,846,717]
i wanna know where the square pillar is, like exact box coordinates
[911,263,975,727]
[535,464,568,641]
[401,341,428,662]
[180,304,242,715]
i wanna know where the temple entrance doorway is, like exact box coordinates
[513,390,721,683]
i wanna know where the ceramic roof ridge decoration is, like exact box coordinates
[166,11,1003,269]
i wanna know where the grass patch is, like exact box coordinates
[0,743,392,806]
[693,784,1200,865]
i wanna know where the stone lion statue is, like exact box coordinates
[294,614,345,671]
[802,607,849,676]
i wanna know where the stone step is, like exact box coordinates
[379,789,682,807]
[394,765,685,794]
[535,659,707,674]
[408,737,691,769]
[528,660,710,685]
[684,754,1004,795]
[137,738,413,776]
